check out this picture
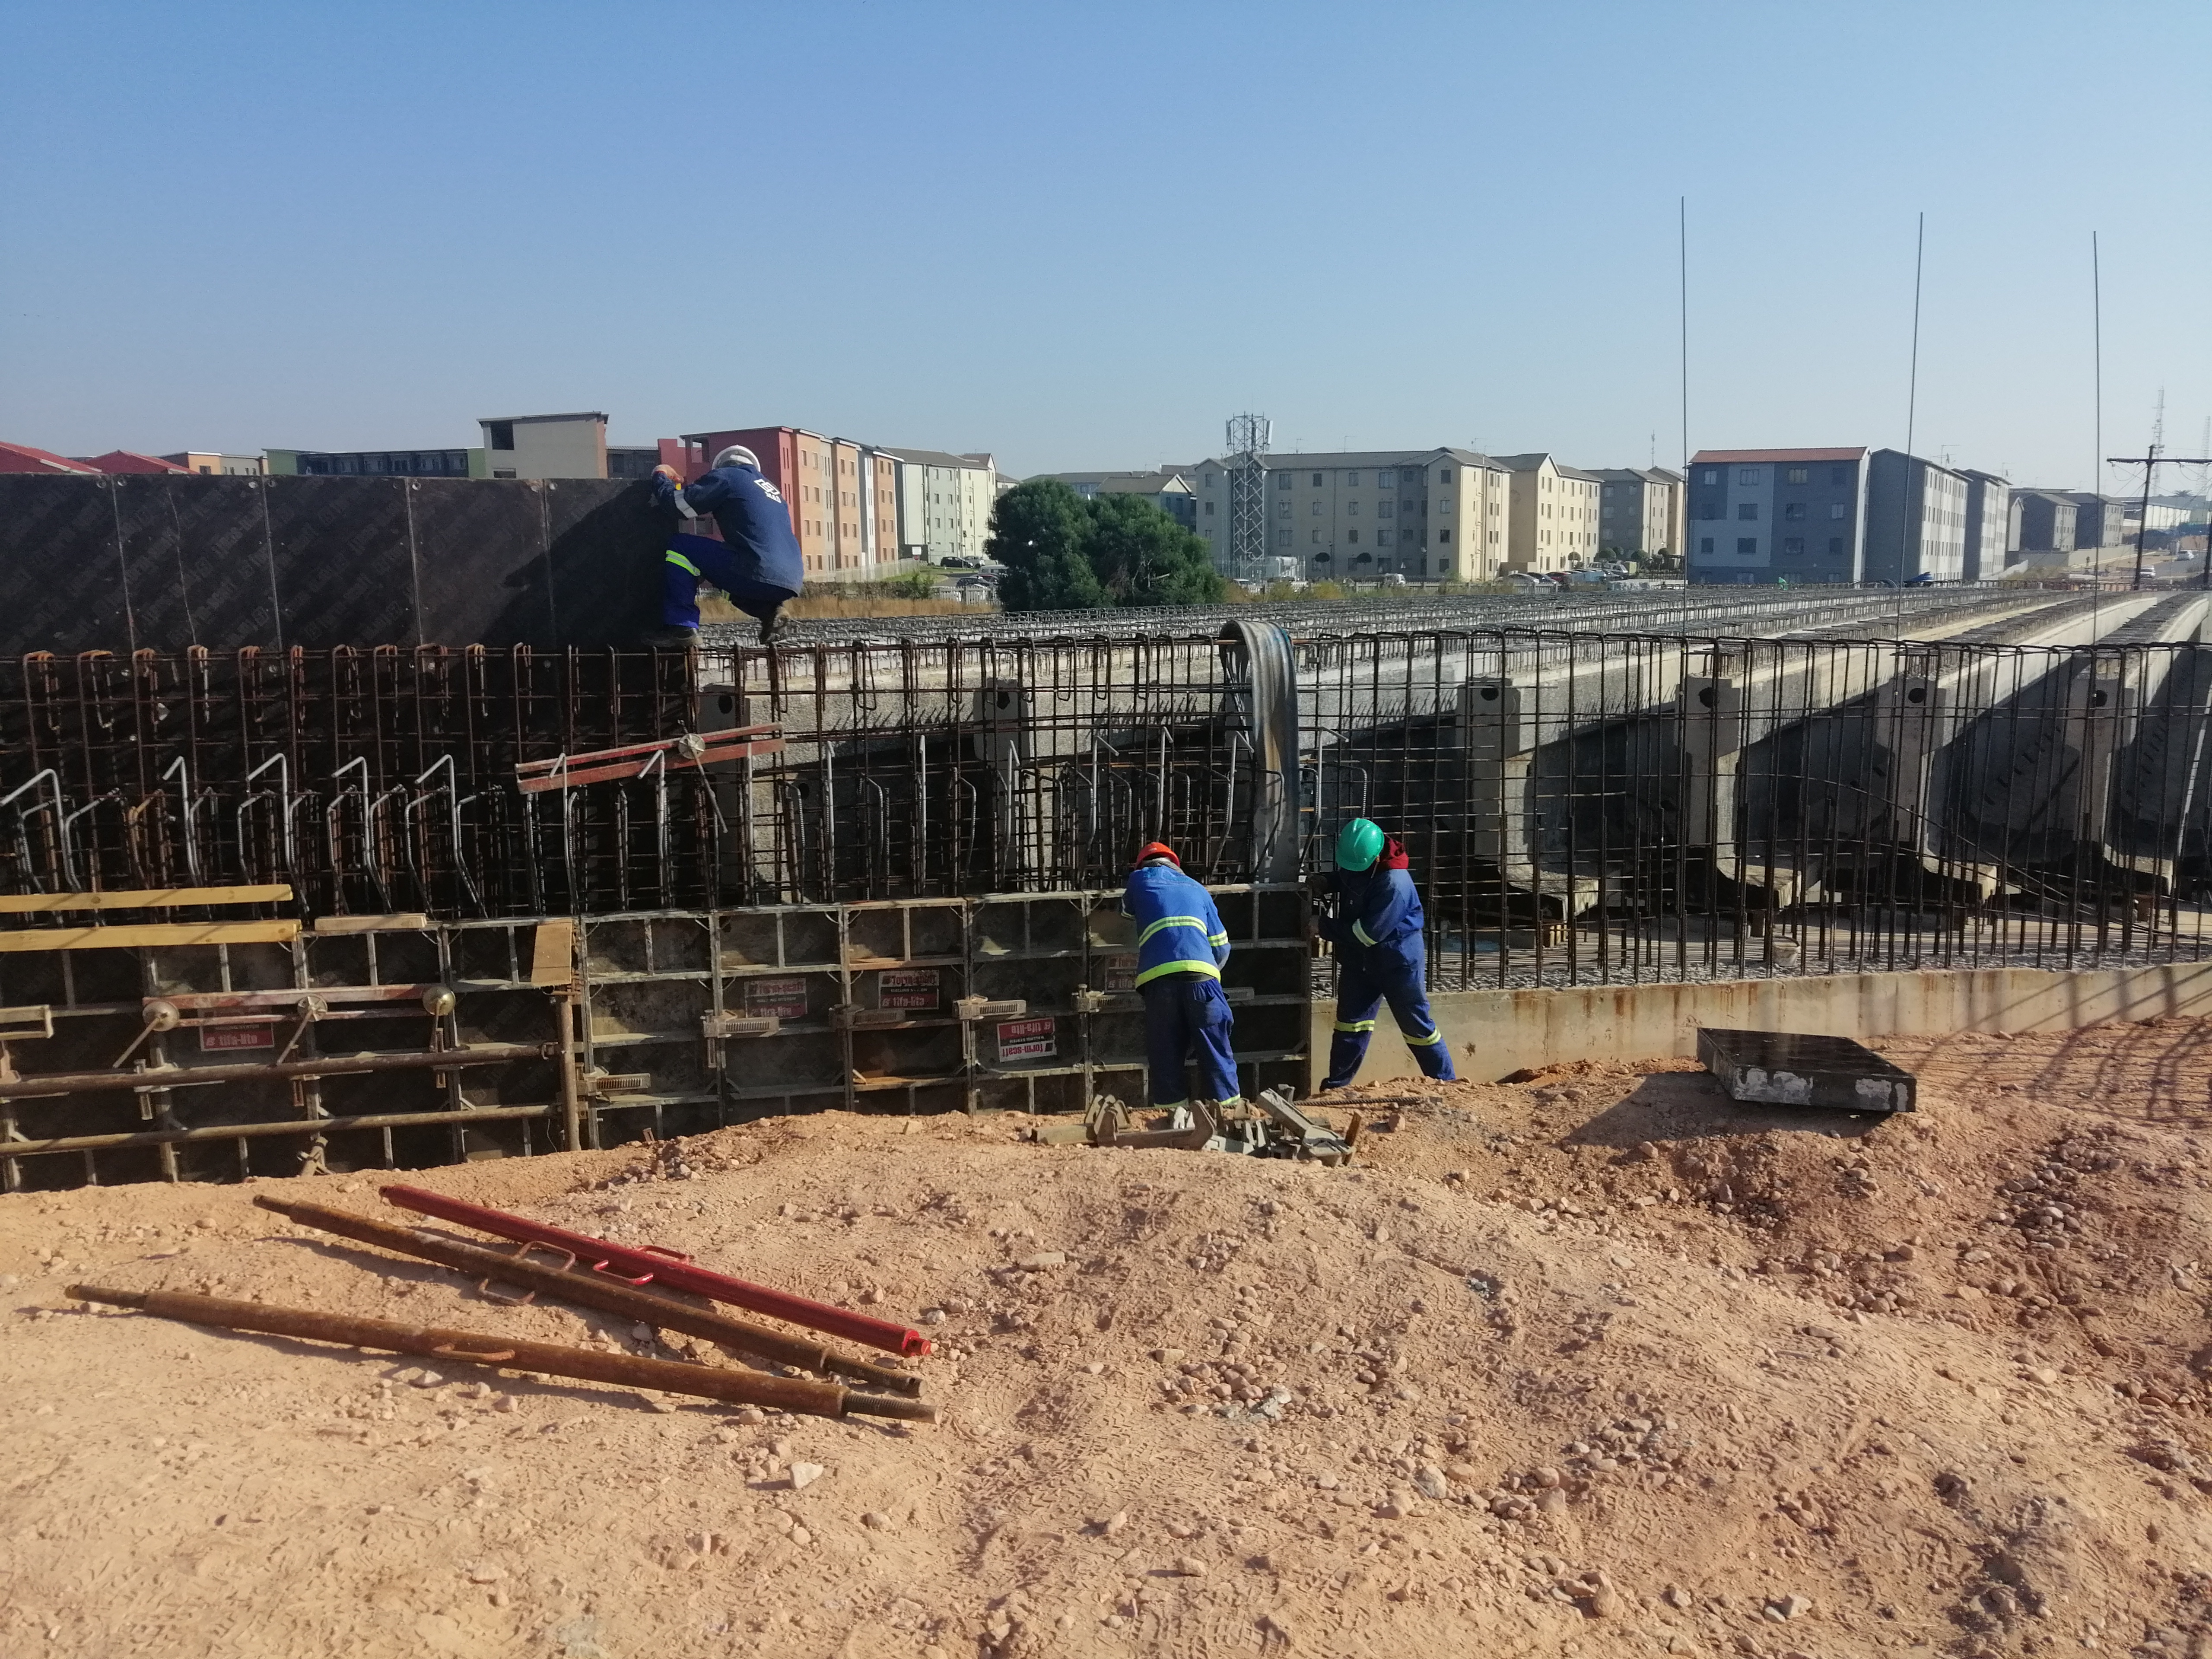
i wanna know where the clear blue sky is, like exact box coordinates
[3,1,2206,493]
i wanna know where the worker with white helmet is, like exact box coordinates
[647,444,805,647]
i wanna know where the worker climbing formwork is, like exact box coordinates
[647,445,805,648]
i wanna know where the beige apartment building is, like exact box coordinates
[1190,448,1514,581]
[1492,453,1604,573]
[478,412,609,480]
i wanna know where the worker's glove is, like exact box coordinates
[652,464,682,483]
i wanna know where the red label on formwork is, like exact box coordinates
[996,1017,1056,1062]
[199,1023,275,1052]
[745,977,809,1020]
[877,968,939,1012]
[1102,954,1138,992]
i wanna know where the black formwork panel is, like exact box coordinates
[0,477,133,655]
[0,918,564,1191]
[0,475,656,655]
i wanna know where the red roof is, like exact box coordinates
[1690,447,1868,464]
[0,441,100,475]
[78,449,190,474]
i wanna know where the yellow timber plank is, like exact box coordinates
[529,919,576,988]
[0,921,301,953]
[0,885,294,914]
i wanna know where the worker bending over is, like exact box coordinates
[647,445,804,647]
[1316,818,1457,1089]
[1120,842,1241,1114]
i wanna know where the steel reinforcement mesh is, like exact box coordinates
[5,619,2212,987]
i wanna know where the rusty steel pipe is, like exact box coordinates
[0,1103,549,1159]
[380,1183,934,1358]
[253,1196,922,1396]
[66,1285,935,1423]
[0,1041,554,1100]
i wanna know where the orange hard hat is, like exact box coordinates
[1134,842,1180,868]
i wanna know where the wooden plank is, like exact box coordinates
[0,885,293,915]
[310,914,431,935]
[529,920,575,988]
[0,921,300,953]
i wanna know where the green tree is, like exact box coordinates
[985,481,1225,611]
[987,480,1104,611]
[1084,492,1226,607]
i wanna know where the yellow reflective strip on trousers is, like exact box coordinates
[1133,961,1221,987]
[1138,915,1208,947]
[664,550,701,576]
[1334,1020,1376,1033]
[1405,1027,1446,1045]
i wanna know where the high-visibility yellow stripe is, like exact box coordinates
[1334,1019,1376,1033]
[1134,960,1221,987]
[1152,1099,1189,1111]
[1207,931,1228,947]
[664,550,701,576]
[1138,915,1208,947]
[1351,920,1376,946]
[1405,1027,1446,1045]
[1215,1095,1243,1109]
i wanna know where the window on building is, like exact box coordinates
[1276,472,1290,490]
[1276,500,1289,518]
[1700,537,1716,556]
[1204,501,1214,515]
[1277,530,1292,547]
[1310,472,1322,486]
[492,468,517,480]
[1736,468,1762,485]
[1783,502,1806,521]
[487,422,515,451]
[1700,468,1719,485]
[1783,536,1805,555]
[1736,503,1758,520]
[1311,501,1322,515]
[1203,473,1215,486]
[1737,537,1758,555]
[1785,467,1809,485]
[1830,503,1847,520]
[1348,528,1360,544]
[1376,469,1394,485]
[1828,537,1845,556]
[1378,529,1392,546]
[1347,501,1359,515]
[1312,529,1322,544]
[1378,501,1394,517]
[1438,528,1450,543]
[1439,469,1452,482]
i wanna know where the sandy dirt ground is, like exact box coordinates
[3,1018,2211,1659]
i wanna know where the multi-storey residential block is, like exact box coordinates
[681,426,916,575]
[2010,490,2080,567]
[1493,454,1604,573]
[1040,468,1198,530]
[1592,467,1686,562]
[1687,448,1870,584]
[1958,470,2010,581]
[1190,449,1513,582]
[1864,450,1968,583]
[2068,493,2127,556]
[888,448,999,563]
[477,413,608,480]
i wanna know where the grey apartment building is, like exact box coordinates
[1958,469,2010,582]
[1686,448,1868,584]
[2011,491,2079,564]
[1863,449,1967,584]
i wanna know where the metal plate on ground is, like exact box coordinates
[1696,1027,1916,1114]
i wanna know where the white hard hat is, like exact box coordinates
[711,445,760,471]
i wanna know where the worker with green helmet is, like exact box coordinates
[1313,817,1456,1088]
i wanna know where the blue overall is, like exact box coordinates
[1121,863,1240,1109]
[652,465,804,628]
[1320,847,1456,1088]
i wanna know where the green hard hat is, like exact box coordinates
[1337,818,1384,871]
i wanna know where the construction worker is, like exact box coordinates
[1316,818,1457,1089]
[1120,842,1241,1114]
[646,445,804,647]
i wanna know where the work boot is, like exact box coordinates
[758,608,785,646]
[642,625,700,651]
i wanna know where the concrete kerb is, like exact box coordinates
[1309,962,2212,1087]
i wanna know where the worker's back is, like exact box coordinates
[1121,864,1230,985]
[670,464,805,594]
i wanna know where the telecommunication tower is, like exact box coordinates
[1226,413,1271,583]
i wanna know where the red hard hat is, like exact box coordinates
[1134,842,1180,869]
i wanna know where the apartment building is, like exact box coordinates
[1485,454,1603,573]
[162,452,266,475]
[1189,448,1513,581]
[1687,448,1869,584]
[1958,469,2010,581]
[890,448,999,563]
[680,426,912,575]
[1592,467,1685,561]
[1042,468,1198,531]
[2010,490,2080,566]
[2068,493,2127,555]
[1863,450,1968,583]
[478,413,608,481]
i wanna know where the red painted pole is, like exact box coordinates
[379,1184,933,1358]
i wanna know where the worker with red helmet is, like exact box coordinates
[1119,841,1240,1113]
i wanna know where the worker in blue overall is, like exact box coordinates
[1316,818,1457,1089]
[647,445,805,647]
[1121,842,1241,1112]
